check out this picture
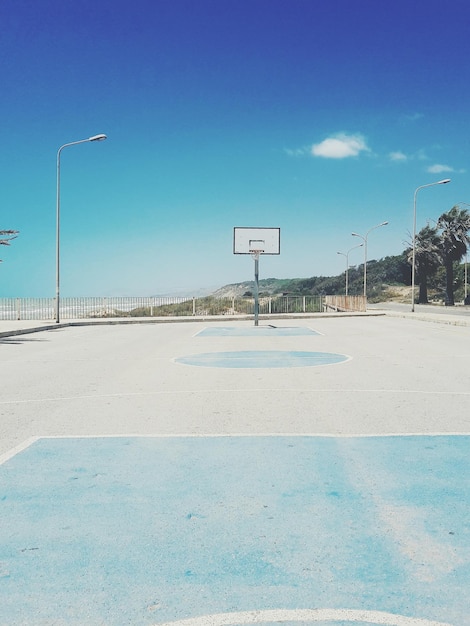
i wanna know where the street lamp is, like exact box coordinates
[456,202,470,303]
[337,243,363,296]
[411,178,451,312]
[352,221,388,300]
[56,134,107,323]
[466,251,468,304]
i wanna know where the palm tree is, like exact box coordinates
[0,229,19,261]
[407,224,441,304]
[437,206,470,305]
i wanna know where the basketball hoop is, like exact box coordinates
[250,249,263,261]
[233,227,280,327]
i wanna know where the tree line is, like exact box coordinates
[411,204,470,306]
[253,204,470,305]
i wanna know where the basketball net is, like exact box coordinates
[250,250,262,261]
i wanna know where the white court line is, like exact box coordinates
[21,432,470,438]
[153,608,453,626]
[3,431,470,465]
[1,387,470,406]
[0,436,39,465]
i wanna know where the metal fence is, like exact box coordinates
[323,295,367,312]
[0,295,334,320]
[0,295,366,320]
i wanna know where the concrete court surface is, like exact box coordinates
[1,315,469,451]
[1,316,470,625]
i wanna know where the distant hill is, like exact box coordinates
[212,278,294,298]
[213,280,413,303]
[212,253,413,302]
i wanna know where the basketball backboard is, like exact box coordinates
[233,227,280,255]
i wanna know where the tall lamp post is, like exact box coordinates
[411,178,451,312]
[337,243,363,295]
[466,251,468,303]
[56,134,107,323]
[456,202,470,303]
[352,221,388,299]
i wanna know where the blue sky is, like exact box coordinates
[1,0,469,297]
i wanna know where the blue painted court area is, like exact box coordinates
[175,351,348,368]
[196,327,319,337]
[1,436,469,626]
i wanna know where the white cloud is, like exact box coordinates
[284,147,309,157]
[427,163,454,173]
[311,133,370,159]
[389,151,407,162]
[402,112,424,122]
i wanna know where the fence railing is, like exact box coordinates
[323,295,367,312]
[0,295,365,320]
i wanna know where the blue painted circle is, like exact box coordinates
[175,350,349,368]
